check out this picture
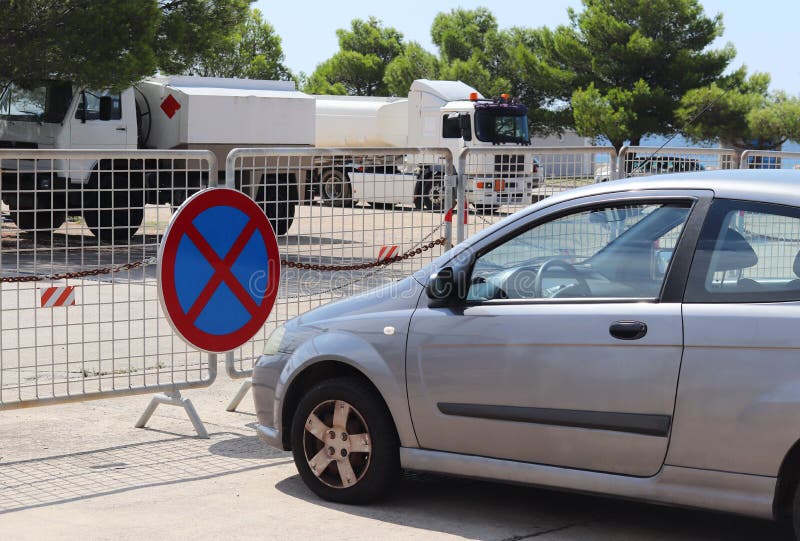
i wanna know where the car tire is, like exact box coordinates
[291,376,399,504]
[792,481,800,539]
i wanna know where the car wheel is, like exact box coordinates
[291,377,399,504]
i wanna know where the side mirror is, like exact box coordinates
[98,96,113,121]
[459,113,472,142]
[426,267,456,305]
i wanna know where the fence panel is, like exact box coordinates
[456,147,617,242]
[740,150,800,170]
[224,147,454,378]
[619,147,737,178]
[0,150,217,410]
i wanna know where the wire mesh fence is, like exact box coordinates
[224,148,454,377]
[0,150,217,409]
[4,144,800,411]
[455,147,618,242]
[619,146,738,178]
[740,150,800,170]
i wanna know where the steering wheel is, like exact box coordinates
[533,258,591,298]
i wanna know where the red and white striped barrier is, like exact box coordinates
[40,286,76,308]
[376,245,399,262]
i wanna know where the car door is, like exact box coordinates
[669,199,800,477]
[406,191,710,477]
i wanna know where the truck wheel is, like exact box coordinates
[320,170,353,207]
[257,174,297,236]
[420,177,447,211]
[84,171,144,244]
[10,195,66,233]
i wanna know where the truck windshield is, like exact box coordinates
[475,109,530,144]
[0,81,74,123]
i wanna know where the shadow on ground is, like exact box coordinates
[275,470,790,541]
[0,432,291,514]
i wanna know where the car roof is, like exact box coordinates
[537,169,800,211]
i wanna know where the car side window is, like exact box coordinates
[685,200,800,303]
[467,202,691,301]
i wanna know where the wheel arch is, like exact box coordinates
[773,437,800,519]
[280,359,399,451]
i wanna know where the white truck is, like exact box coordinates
[315,79,539,212]
[0,77,535,243]
[0,77,314,241]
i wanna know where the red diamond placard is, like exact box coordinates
[160,94,181,119]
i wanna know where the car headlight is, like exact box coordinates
[262,325,287,356]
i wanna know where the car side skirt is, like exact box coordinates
[400,448,775,520]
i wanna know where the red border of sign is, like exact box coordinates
[158,187,279,353]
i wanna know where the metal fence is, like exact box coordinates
[454,146,618,242]
[223,147,454,385]
[741,150,800,170]
[3,144,800,423]
[619,146,738,177]
[0,149,217,435]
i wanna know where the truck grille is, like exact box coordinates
[495,154,525,173]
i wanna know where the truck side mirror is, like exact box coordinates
[459,113,472,141]
[98,96,113,121]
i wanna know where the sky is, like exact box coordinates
[253,0,800,95]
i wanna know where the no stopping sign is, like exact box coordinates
[158,187,280,353]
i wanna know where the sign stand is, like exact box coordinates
[137,186,279,436]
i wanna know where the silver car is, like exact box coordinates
[254,170,800,537]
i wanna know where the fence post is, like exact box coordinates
[457,148,468,244]
[739,150,751,170]
[616,146,629,180]
[444,152,456,250]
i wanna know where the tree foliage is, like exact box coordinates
[430,7,498,64]
[384,42,439,96]
[678,70,800,151]
[305,17,403,96]
[187,8,291,80]
[0,0,251,89]
[543,0,735,150]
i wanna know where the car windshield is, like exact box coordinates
[475,108,530,144]
[0,81,74,123]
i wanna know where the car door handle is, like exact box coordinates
[609,321,647,340]
[116,127,127,131]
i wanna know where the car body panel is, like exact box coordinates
[669,302,800,476]
[400,448,776,519]
[253,277,425,450]
[406,301,683,476]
